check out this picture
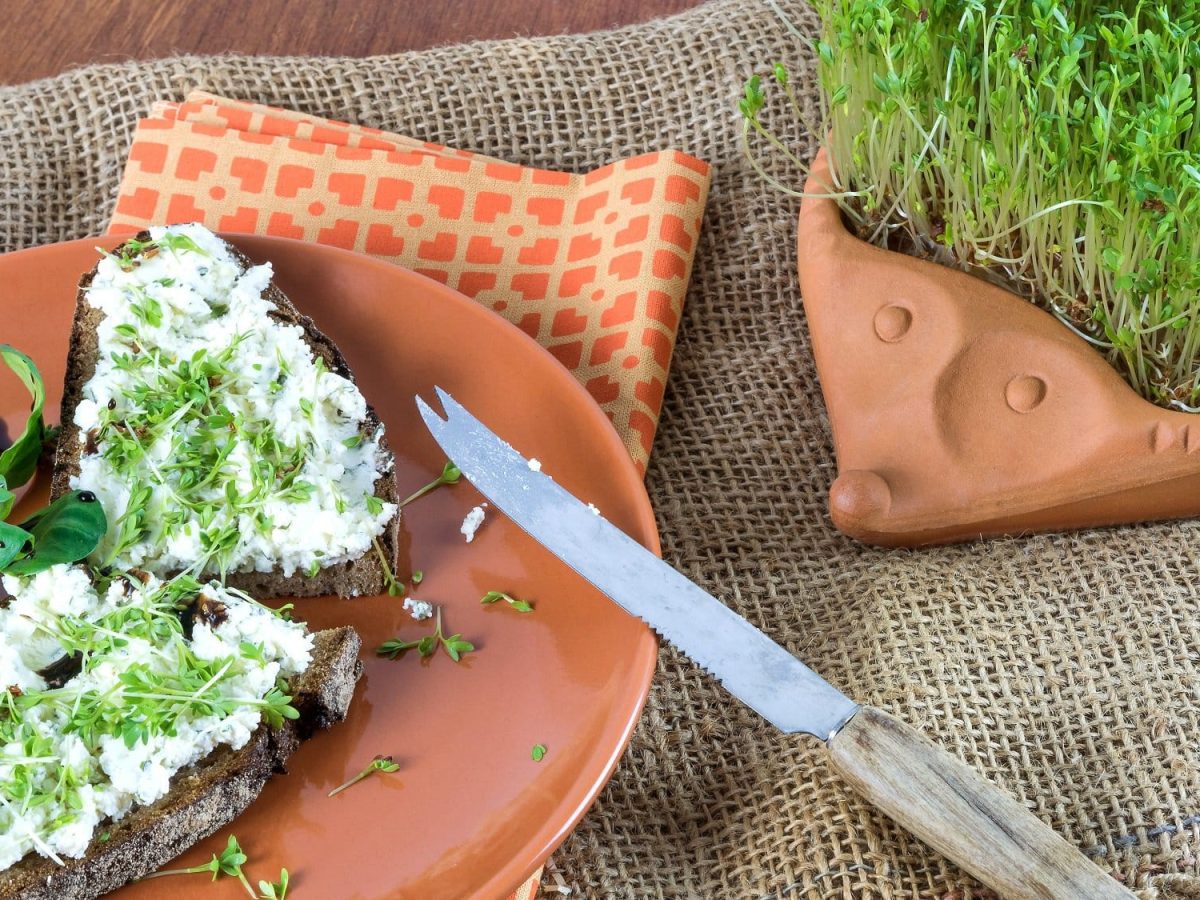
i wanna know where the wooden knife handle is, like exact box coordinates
[826,707,1133,899]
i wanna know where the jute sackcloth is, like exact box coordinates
[1,1,1198,896]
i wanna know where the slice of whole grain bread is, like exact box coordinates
[0,625,362,900]
[51,230,401,598]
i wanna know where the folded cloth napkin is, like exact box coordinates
[108,91,712,473]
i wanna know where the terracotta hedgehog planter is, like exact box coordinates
[797,149,1200,547]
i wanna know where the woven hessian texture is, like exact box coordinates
[2,1,1199,897]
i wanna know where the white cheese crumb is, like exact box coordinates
[460,504,488,543]
[587,503,601,516]
[403,598,434,621]
[527,458,542,472]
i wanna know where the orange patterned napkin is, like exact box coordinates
[107,91,711,473]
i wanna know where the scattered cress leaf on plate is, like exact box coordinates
[142,834,256,898]
[376,606,475,663]
[399,460,461,508]
[531,744,548,762]
[481,590,534,613]
[328,754,402,797]
[258,868,289,900]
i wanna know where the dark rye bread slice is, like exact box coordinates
[0,625,362,900]
[51,230,401,598]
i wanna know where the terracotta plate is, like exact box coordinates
[0,235,658,899]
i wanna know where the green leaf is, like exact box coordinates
[258,868,289,899]
[0,346,47,489]
[0,475,13,521]
[445,636,474,662]
[5,490,107,575]
[531,743,547,762]
[481,590,534,613]
[215,834,247,877]
[0,521,31,569]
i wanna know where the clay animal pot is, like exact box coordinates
[797,148,1200,547]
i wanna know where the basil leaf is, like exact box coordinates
[0,521,31,569]
[5,490,106,575]
[0,475,13,522]
[0,346,47,489]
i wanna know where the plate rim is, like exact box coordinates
[0,231,661,899]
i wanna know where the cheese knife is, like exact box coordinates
[417,388,1132,900]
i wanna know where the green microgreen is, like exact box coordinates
[399,460,462,507]
[531,743,548,762]
[376,606,475,663]
[258,868,290,899]
[82,326,360,573]
[747,0,1200,409]
[142,834,256,898]
[155,231,209,258]
[372,536,403,596]
[411,569,424,584]
[327,754,401,797]
[480,590,533,613]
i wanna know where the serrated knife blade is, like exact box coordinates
[417,387,858,739]
[415,388,1137,900]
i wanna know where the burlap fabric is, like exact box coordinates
[2,1,1198,897]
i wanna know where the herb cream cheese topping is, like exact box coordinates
[0,564,312,869]
[73,223,396,578]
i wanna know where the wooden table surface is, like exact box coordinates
[2,0,703,85]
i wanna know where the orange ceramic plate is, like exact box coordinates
[0,234,658,899]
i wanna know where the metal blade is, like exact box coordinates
[417,388,860,740]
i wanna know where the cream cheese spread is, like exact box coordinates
[0,564,312,868]
[72,223,396,578]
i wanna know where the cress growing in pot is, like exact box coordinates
[744,0,1200,410]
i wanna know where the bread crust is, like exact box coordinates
[51,232,402,597]
[0,626,363,900]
